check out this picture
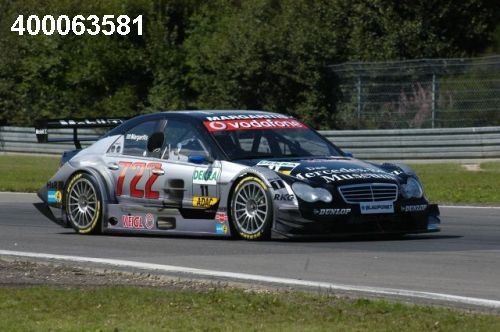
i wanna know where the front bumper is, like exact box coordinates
[272,203,440,239]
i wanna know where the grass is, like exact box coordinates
[0,154,499,205]
[411,162,500,205]
[0,155,60,192]
[1,286,499,331]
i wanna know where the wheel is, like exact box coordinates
[230,176,273,240]
[65,173,103,234]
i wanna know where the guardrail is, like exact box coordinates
[1,126,499,160]
[321,127,500,160]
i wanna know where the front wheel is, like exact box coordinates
[65,173,103,234]
[230,176,273,240]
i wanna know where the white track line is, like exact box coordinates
[440,205,500,209]
[1,250,500,309]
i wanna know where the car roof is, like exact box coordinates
[106,110,293,136]
[158,109,287,120]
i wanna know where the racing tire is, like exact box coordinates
[65,173,103,235]
[230,176,273,240]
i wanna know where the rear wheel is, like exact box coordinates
[230,176,273,240]
[65,173,102,234]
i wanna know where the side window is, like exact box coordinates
[121,121,157,157]
[162,120,210,160]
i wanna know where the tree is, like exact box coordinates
[0,0,154,125]
[1,0,499,128]
[184,0,347,128]
[343,0,500,60]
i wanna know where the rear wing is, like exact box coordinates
[34,118,126,149]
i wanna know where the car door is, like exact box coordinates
[150,119,221,219]
[105,119,167,207]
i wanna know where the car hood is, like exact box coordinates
[242,157,399,186]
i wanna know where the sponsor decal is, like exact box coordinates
[313,208,351,216]
[203,118,307,132]
[215,212,228,223]
[206,114,291,121]
[401,204,427,213]
[216,223,228,235]
[360,201,394,214]
[304,166,327,171]
[47,190,62,203]
[144,213,155,229]
[122,215,145,229]
[46,181,64,189]
[295,167,396,183]
[257,161,300,175]
[274,193,295,201]
[192,196,219,208]
[35,128,47,135]
[57,118,123,126]
[193,168,221,185]
[125,133,148,141]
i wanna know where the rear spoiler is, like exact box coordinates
[34,118,126,149]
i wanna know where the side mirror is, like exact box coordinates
[343,151,353,158]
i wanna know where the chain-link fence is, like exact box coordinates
[330,55,500,129]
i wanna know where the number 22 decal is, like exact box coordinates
[116,161,162,199]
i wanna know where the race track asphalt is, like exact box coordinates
[1,192,500,310]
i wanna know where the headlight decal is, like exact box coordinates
[292,182,332,203]
[401,177,424,199]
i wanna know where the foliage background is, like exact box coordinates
[1,0,499,129]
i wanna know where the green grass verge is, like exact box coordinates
[0,155,60,192]
[410,162,500,205]
[1,286,499,331]
[1,155,499,205]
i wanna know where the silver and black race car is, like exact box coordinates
[36,110,440,240]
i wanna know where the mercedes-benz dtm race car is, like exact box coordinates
[36,110,440,240]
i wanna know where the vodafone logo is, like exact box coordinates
[208,121,228,131]
[204,119,307,132]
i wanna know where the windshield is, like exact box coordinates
[210,127,342,160]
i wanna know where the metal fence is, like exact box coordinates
[2,126,499,160]
[330,55,500,129]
